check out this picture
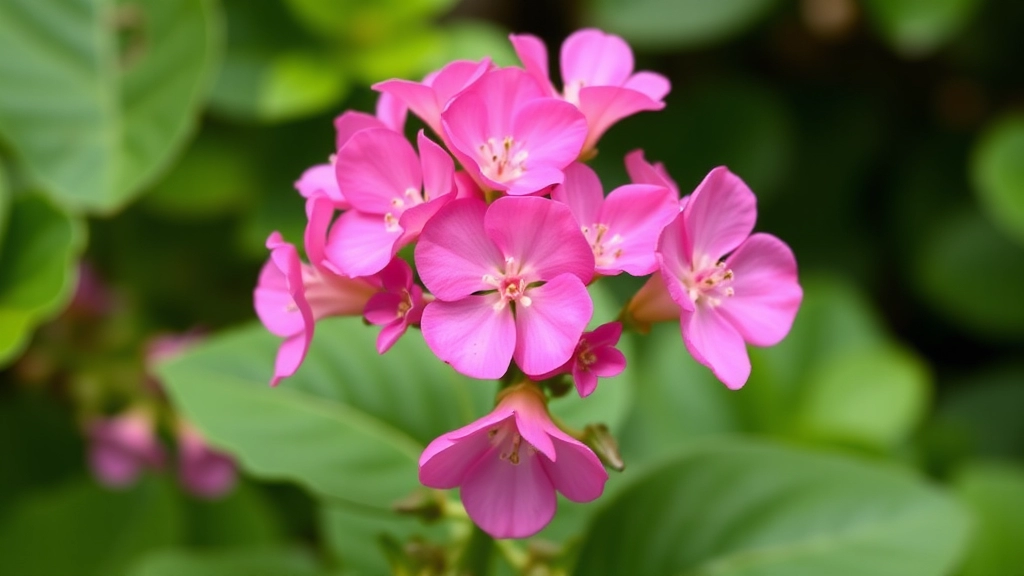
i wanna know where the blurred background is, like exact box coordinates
[0,0,1022,575]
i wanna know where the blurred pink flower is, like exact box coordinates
[419,383,607,539]
[510,29,670,153]
[658,167,802,389]
[86,411,164,489]
[177,424,236,499]
[416,196,594,379]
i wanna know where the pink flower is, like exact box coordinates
[415,196,595,379]
[658,167,802,389]
[374,58,492,136]
[510,29,670,153]
[625,149,683,207]
[325,129,456,277]
[419,383,607,539]
[552,162,677,276]
[441,67,588,196]
[362,258,429,354]
[254,219,377,386]
[177,424,237,499]
[538,322,627,398]
[86,411,165,489]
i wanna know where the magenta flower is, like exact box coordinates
[362,258,429,354]
[415,196,595,379]
[441,67,588,196]
[658,167,802,389]
[374,58,492,136]
[625,149,682,201]
[86,411,165,489]
[538,322,627,398]
[510,29,670,153]
[325,129,456,277]
[177,424,237,499]
[419,383,607,539]
[254,225,377,386]
[552,162,677,276]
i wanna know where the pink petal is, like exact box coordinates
[461,445,556,539]
[591,346,627,378]
[440,90,492,179]
[656,214,697,312]
[485,196,594,284]
[178,431,236,499]
[514,274,593,377]
[551,162,604,229]
[324,210,400,278]
[254,259,302,337]
[501,165,566,197]
[419,419,506,489]
[509,33,555,95]
[364,292,404,326]
[397,195,454,245]
[375,91,407,133]
[511,98,588,171]
[682,304,750,390]
[334,110,388,151]
[271,330,312,387]
[572,366,599,398]
[335,129,422,214]
[626,271,683,325]
[90,443,143,487]
[719,233,802,346]
[683,166,757,263]
[421,296,516,380]
[294,164,347,209]
[624,71,671,102]
[376,320,409,354]
[455,171,484,199]
[373,78,441,133]
[416,198,504,300]
[378,257,414,292]
[539,431,607,502]
[417,130,455,202]
[587,321,623,347]
[599,183,678,275]
[428,58,492,111]
[577,86,664,152]
[560,28,634,88]
[503,390,557,461]
[625,149,680,196]
[303,196,334,272]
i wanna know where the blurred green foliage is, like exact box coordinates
[1,0,1023,574]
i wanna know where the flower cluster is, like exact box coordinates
[254,29,802,538]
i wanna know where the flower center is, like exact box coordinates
[488,425,536,466]
[482,257,533,311]
[383,187,427,232]
[685,260,735,307]
[478,136,528,183]
[576,338,597,370]
[581,223,624,267]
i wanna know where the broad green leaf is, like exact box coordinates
[954,462,1024,576]
[574,441,970,576]
[863,0,985,56]
[972,113,1024,247]
[284,0,457,40]
[320,503,453,575]
[0,0,219,213]
[930,365,1024,465]
[0,160,8,254]
[588,0,779,50]
[127,547,322,576]
[0,194,83,365]
[916,208,1024,339]
[794,346,929,449]
[159,318,493,509]
[0,476,182,576]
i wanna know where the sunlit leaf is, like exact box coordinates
[972,113,1024,247]
[588,0,780,50]
[574,441,970,576]
[863,0,985,56]
[127,547,322,576]
[954,462,1024,576]
[0,0,219,212]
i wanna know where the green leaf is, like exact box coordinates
[159,317,493,509]
[793,346,930,449]
[0,0,219,213]
[320,503,451,575]
[0,160,9,254]
[574,441,970,576]
[588,0,780,50]
[0,194,83,365]
[954,462,1024,576]
[930,365,1024,464]
[972,113,1024,247]
[184,483,283,547]
[915,208,1024,339]
[0,476,183,576]
[863,0,985,56]
[127,547,322,576]
[283,0,457,39]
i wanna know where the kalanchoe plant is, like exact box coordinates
[254,28,802,539]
